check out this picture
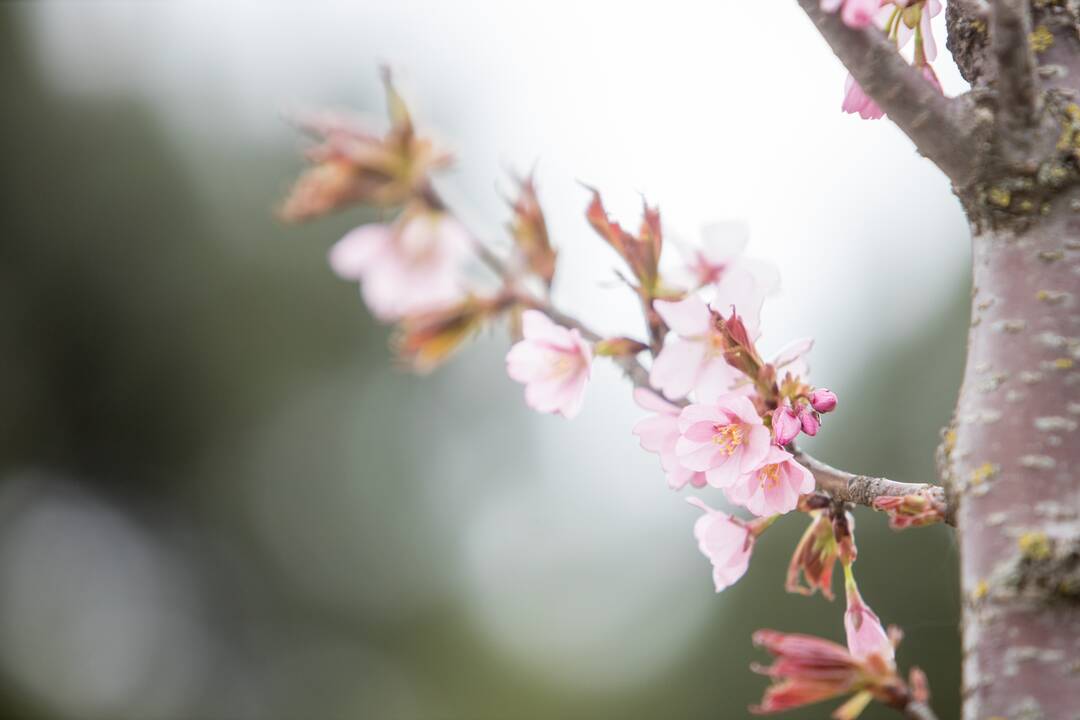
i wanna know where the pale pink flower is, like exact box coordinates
[675,393,771,489]
[897,0,943,62]
[506,310,592,418]
[686,497,754,592]
[772,404,801,446]
[649,295,741,401]
[632,389,707,490]
[821,0,881,28]
[841,73,884,120]
[724,446,815,516]
[921,62,943,94]
[683,223,780,337]
[329,212,470,321]
[844,578,895,664]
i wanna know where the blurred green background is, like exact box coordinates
[0,3,967,719]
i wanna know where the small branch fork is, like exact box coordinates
[795,450,955,526]
[989,0,1040,159]
[794,0,977,184]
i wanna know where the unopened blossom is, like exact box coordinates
[772,404,801,446]
[844,567,895,664]
[675,394,772,489]
[810,388,838,413]
[798,406,821,436]
[632,388,707,490]
[505,310,592,419]
[842,74,885,120]
[329,210,471,321]
[686,497,755,591]
[649,295,742,400]
[786,511,840,599]
[724,446,815,516]
[820,0,880,28]
[873,490,947,529]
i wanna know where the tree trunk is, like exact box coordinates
[950,199,1080,718]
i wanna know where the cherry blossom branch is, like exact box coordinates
[793,449,954,526]
[989,0,1039,155]
[795,0,976,183]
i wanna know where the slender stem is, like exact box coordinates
[794,0,976,183]
[793,448,955,526]
[902,701,940,720]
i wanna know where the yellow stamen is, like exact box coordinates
[711,424,744,455]
[758,463,781,489]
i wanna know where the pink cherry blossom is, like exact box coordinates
[329,211,470,322]
[772,404,801,446]
[632,389,707,490]
[844,577,895,664]
[675,393,771,489]
[506,310,592,419]
[649,295,742,401]
[897,0,943,63]
[686,497,754,592]
[798,406,821,436]
[724,446,815,516]
[841,73,884,120]
[683,223,780,338]
[820,0,881,28]
[921,62,943,94]
[810,388,838,413]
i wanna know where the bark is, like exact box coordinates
[799,1,1080,717]
[951,200,1080,720]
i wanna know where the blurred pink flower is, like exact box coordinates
[821,0,881,28]
[506,310,592,418]
[897,0,943,62]
[844,575,896,664]
[725,446,815,516]
[649,295,742,401]
[675,393,771,489]
[632,388,708,490]
[684,222,780,338]
[841,74,884,120]
[329,211,470,321]
[686,496,755,592]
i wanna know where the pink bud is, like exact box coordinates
[810,388,838,413]
[799,407,821,436]
[772,406,801,446]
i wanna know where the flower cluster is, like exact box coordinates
[281,71,934,720]
[822,0,944,120]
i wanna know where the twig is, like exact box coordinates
[989,0,1040,161]
[793,449,954,526]
[794,0,977,183]
[903,700,940,720]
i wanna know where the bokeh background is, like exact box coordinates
[1,2,971,719]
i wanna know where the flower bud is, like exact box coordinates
[799,407,821,436]
[786,512,839,600]
[772,405,801,446]
[810,388,838,413]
